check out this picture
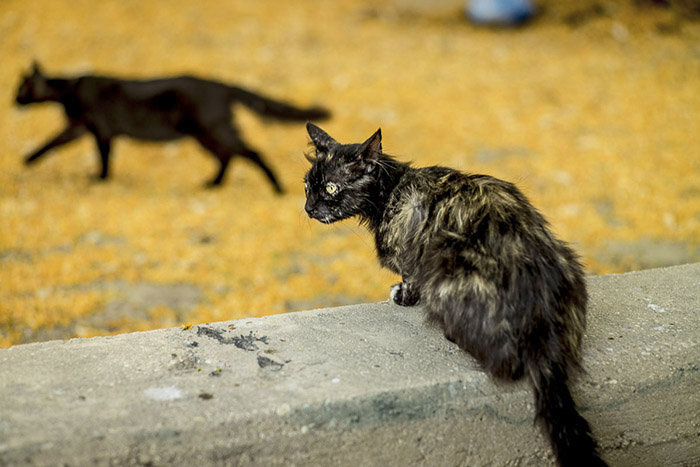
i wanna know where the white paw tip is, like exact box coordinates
[389,284,400,301]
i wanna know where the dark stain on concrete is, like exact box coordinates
[232,331,269,351]
[196,326,269,351]
[257,355,284,371]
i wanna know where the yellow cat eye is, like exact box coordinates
[325,182,338,195]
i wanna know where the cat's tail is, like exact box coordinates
[228,86,331,122]
[529,362,608,467]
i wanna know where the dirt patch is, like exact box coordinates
[596,239,700,272]
[22,281,204,343]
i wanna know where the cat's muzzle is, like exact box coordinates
[305,205,337,224]
[306,210,335,224]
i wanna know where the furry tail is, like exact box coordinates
[531,364,607,467]
[229,86,331,121]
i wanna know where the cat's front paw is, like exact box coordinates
[390,282,420,306]
[203,179,223,189]
[24,154,40,165]
[89,173,109,183]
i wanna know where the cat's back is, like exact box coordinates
[391,166,534,225]
[73,75,227,103]
[381,165,553,262]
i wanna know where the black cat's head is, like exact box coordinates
[16,62,50,106]
[304,123,383,224]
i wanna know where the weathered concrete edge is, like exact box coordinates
[0,263,699,466]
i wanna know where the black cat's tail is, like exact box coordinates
[229,86,331,121]
[530,363,608,467]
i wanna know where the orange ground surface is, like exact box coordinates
[1,0,698,347]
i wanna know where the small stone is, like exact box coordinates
[276,403,290,416]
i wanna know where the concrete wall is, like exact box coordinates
[1,263,699,466]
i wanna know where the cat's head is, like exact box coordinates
[304,123,383,224]
[16,61,51,106]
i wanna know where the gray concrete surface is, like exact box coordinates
[1,263,699,466]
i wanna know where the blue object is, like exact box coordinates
[466,0,535,26]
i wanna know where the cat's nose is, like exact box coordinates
[304,201,315,217]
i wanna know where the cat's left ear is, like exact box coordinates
[307,123,338,153]
[31,60,43,76]
[360,128,382,161]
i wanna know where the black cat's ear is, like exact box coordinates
[307,123,338,153]
[31,60,43,76]
[360,128,382,160]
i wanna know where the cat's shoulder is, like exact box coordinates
[402,165,473,190]
[397,165,525,205]
[390,165,471,207]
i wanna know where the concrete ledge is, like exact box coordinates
[1,264,699,466]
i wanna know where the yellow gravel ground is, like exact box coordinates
[1,0,699,347]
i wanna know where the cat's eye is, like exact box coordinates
[325,182,338,195]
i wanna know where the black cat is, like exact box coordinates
[15,62,330,192]
[303,123,607,467]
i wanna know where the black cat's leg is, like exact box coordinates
[192,130,236,188]
[24,124,86,165]
[390,279,420,306]
[95,137,112,180]
[195,126,282,193]
[238,148,283,194]
[208,155,231,187]
[195,140,230,188]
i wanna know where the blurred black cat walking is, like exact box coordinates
[16,62,330,192]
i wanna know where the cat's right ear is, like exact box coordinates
[31,60,43,76]
[306,123,338,153]
[361,128,382,158]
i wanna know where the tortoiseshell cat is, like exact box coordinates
[303,123,607,467]
[15,62,330,191]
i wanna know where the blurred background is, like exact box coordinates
[1,0,698,348]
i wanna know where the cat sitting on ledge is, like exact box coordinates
[303,123,607,467]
